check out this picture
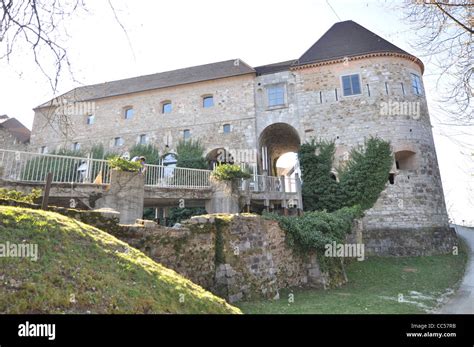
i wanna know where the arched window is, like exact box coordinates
[124,107,134,119]
[162,101,172,114]
[203,95,214,108]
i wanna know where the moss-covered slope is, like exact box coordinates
[0,206,240,314]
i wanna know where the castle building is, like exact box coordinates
[30,21,453,253]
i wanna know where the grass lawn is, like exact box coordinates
[237,240,468,314]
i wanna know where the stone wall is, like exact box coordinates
[362,227,458,256]
[95,170,144,224]
[108,214,340,303]
[30,74,257,160]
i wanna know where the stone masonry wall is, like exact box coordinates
[30,74,257,160]
[109,214,337,303]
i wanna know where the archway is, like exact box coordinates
[259,123,301,176]
[206,147,234,170]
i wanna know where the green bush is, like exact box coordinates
[211,164,252,181]
[0,188,42,204]
[130,144,161,165]
[175,140,208,169]
[265,205,363,252]
[108,156,142,172]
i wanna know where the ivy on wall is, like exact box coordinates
[268,137,393,254]
[301,137,393,212]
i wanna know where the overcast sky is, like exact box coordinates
[0,0,472,224]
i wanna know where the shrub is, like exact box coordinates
[265,205,363,252]
[175,140,208,169]
[108,156,142,172]
[130,144,160,165]
[211,164,251,181]
[0,188,42,204]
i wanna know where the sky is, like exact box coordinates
[0,0,472,224]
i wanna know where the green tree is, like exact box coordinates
[175,140,207,169]
[129,144,161,165]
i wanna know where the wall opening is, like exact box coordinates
[395,150,416,170]
[259,123,301,176]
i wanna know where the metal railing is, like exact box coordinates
[0,149,111,184]
[240,174,299,193]
[0,149,212,189]
[0,149,298,192]
[145,164,211,189]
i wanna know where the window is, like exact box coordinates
[388,173,395,185]
[40,146,48,154]
[114,137,124,147]
[124,107,134,119]
[411,73,423,95]
[87,114,95,125]
[395,150,416,170]
[162,102,172,114]
[341,74,361,96]
[203,96,214,108]
[139,134,147,145]
[267,85,285,107]
[183,129,191,140]
[223,124,231,134]
[72,142,81,151]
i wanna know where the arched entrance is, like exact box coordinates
[206,147,234,170]
[259,123,301,176]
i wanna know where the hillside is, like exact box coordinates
[0,206,240,314]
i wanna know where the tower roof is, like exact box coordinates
[294,20,418,67]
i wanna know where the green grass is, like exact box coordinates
[237,241,468,314]
[0,206,240,314]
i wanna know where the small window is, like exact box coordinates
[139,134,147,145]
[114,137,124,147]
[223,124,231,134]
[162,102,172,114]
[388,173,395,185]
[183,129,191,140]
[87,114,95,125]
[411,73,423,95]
[40,146,48,154]
[72,142,81,151]
[203,96,214,108]
[124,107,134,119]
[267,85,285,107]
[341,74,361,96]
